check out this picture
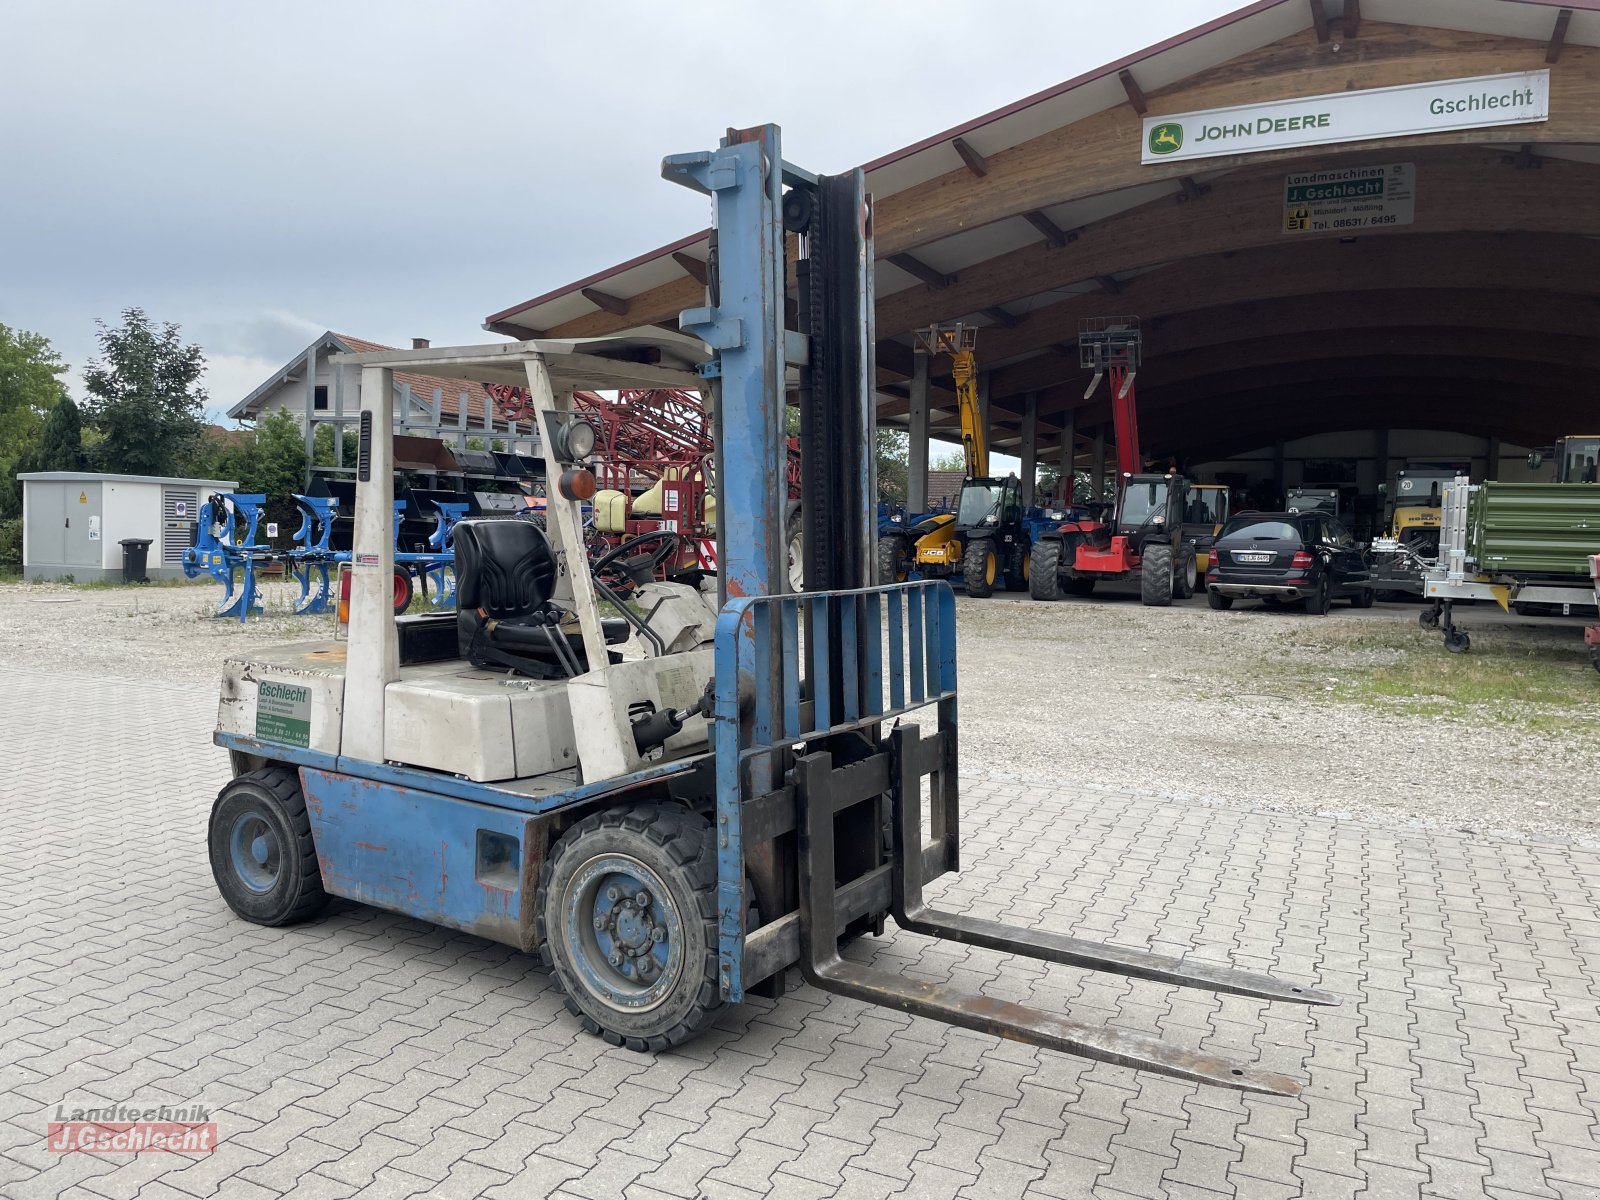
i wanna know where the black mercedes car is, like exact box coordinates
[1205,511,1372,614]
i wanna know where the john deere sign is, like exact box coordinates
[1141,70,1548,165]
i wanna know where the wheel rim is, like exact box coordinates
[984,551,997,585]
[787,532,804,591]
[1021,553,1031,581]
[563,854,684,1014]
[393,570,410,610]
[228,811,282,894]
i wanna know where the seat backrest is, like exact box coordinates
[453,518,557,617]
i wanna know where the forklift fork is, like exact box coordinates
[794,729,1337,1095]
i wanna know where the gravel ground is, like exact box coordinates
[3,577,1596,844]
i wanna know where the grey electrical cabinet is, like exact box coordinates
[19,472,237,582]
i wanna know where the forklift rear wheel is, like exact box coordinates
[537,802,723,1053]
[963,540,997,598]
[1004,543,1030,592]
[1444,629,1470,654]
[1066,576,1097,597]
[876,536,908,585]
[1028,540,1063,601]
[392,567,413,615]
[1140,543,1174,607]
[208,768,329,927]
[1350,585,1375,609]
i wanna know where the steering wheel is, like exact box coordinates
[591,529,683,595]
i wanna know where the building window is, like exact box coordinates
[314,385,329,411]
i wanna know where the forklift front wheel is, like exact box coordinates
[208,768,329,927]
[537,803,724,1053]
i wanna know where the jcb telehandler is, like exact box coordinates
[879,325,1032,597]
[202,124,1332,1093]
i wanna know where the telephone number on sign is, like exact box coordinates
[1330,214,1399,228]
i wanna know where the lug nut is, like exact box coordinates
[636,891,651,908]
[606,886,621,902]
[608,952,622,966]
[594,916,607,930]
[652,926,666,942]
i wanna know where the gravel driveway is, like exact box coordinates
[3,578,1595,843]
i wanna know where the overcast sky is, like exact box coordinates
[1,0,1230,424]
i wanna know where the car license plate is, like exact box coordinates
[1235,552,1272,564]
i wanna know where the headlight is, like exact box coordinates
[1152,514,1165,524]
[889,515,903,524]
[984,514,998,525]
[1046,509,1064,521]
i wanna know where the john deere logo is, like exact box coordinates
[1149,123,1183,155]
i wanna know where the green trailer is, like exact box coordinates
[1421,479,1600,653]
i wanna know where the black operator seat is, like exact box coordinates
[452,519,628,679]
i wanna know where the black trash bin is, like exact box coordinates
[119,538,153,583]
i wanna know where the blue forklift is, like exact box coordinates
[205,124,1333,1091]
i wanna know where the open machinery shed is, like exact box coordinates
[483,0,1600,526]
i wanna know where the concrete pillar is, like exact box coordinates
[907,352,929,512]
[1020,392,1038,506]
[1059,407,1076,504]
[1091,426,1106,502]
[343,365,399,762]
[303,346,319,461]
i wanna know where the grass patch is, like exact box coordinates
[1252,619,1600,734]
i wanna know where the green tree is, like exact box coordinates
[876,428,908,503]
[312,422,359,468]
[82,308,208,476]
[217,410,309,535]
[930,451,966,473]
[37,395,85,472]
[0,324,68,517]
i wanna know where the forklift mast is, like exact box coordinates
[665,125,1334,1092]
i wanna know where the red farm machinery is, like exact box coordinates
[1029,317,1201,606]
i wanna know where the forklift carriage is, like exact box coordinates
[207,124,1332,1095]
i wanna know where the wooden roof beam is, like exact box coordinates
[1310,0,1330,43]
[1342,0,1359,40]
[582,287,629,316]
[1118,69,1148,116]
[1547,8,1573,63]
[487,319,545,340]
[951,137,989,178]
[1022,210,1076,248]
[671,252,708,285]
[887,253,955,290]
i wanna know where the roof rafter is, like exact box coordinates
[951,137,989,177]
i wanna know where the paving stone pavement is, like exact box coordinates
[2,665,1598,1199]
